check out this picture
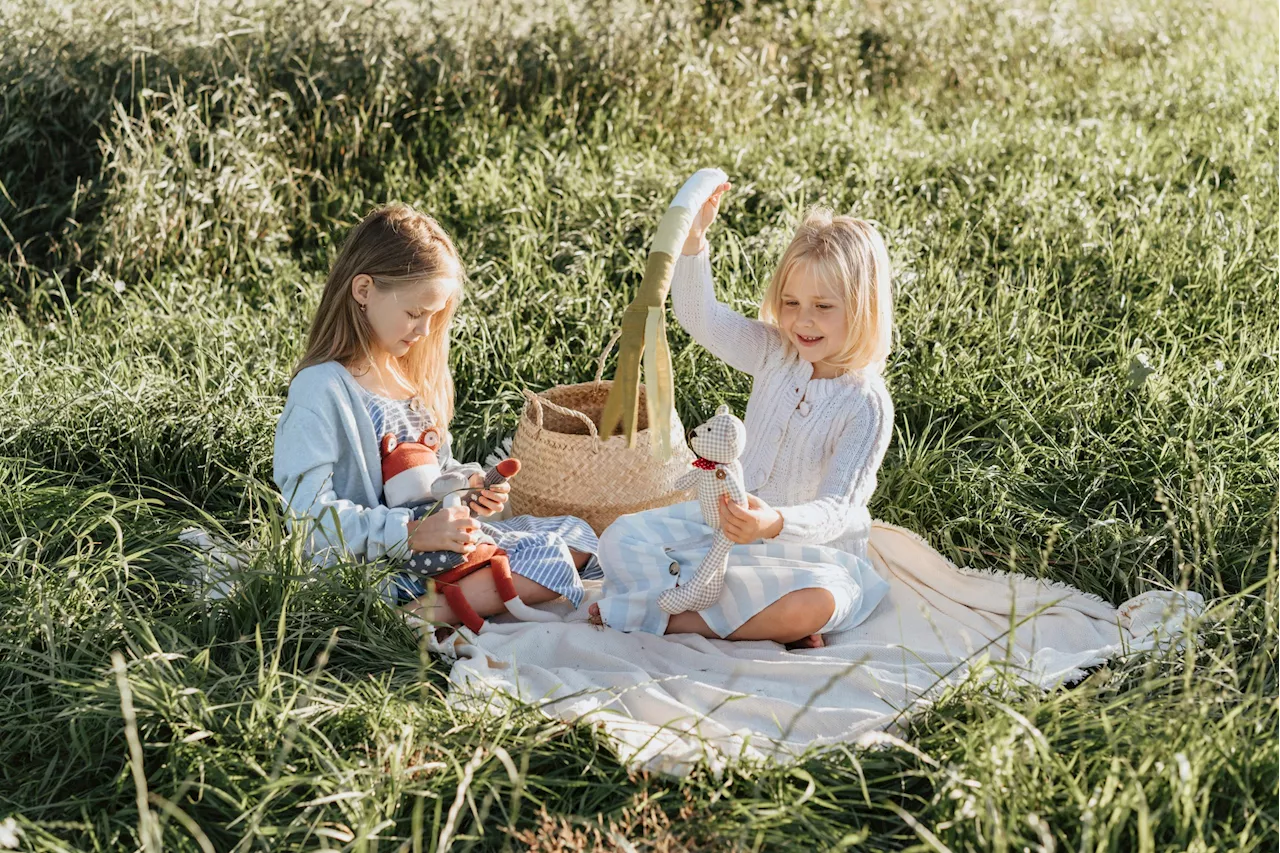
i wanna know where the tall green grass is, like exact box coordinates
[1,0,1276,849]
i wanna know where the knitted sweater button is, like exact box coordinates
[668,561,680,576]
[798,401,811,416]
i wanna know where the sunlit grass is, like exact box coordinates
[1,0,1275,849]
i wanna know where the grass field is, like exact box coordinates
[1,0,1277,849]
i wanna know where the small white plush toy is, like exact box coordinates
[658,404,748,614]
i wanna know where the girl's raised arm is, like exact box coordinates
[670,245,780,377]
[274,405,414,564]
[668,182,779,376]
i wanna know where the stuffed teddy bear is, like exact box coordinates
[657,404,748,614]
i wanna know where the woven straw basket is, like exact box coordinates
[507,340,695,535]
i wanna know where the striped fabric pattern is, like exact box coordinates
[357,386,443,454]
[596,500,889,638]
[387,513,600,606]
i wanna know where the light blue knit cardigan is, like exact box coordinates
[272,361,481,566]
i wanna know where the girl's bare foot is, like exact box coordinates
[588,601,604,627]
[785,633,825,650]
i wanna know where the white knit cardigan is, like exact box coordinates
[669,246,894,559]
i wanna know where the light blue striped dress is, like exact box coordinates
[596,500,888,638]
[358,387,600,606]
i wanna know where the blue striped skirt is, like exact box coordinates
[386,513,600,607]
[594,500,889,637]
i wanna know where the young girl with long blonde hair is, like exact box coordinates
[591,185,894,647]
[274,204,598,624]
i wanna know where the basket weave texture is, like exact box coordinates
[508,378,695,535]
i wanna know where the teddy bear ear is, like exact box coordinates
[381,433,398,456]
[421,428,441,449]
[716,404,731,416]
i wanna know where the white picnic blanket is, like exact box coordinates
[436,522,1204,776]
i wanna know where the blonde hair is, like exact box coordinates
[760,209,893,373]
[294,203,463,427]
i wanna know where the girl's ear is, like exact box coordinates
[380,433,397,455]
[352,273,373,308]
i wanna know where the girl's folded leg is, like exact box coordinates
[592,502,708,634]
[401,526,591,625]
[483,515,599,594]
[404,571,560,625]
[663,588,835,644]
[494,532,588,608]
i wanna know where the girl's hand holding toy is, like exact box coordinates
[601,168,730,454]
[407,507,479,554]
[720,493,783,544]
[467,473,510,517]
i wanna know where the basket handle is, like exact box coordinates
[594,328,623,384]
[521,389,599,439]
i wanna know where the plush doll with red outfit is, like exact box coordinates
[379,429,556,633]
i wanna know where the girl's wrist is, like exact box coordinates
[764,510,784,539]
[405,518,423,551]
[406,516,447,552]
[682,235,708,256]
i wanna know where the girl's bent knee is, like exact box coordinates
[783,588,836,638]
[512,575,560,604]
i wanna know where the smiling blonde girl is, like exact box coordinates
[591,185,894,647]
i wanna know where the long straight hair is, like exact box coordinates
[293,204,463,427]
[759,209,893,373]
